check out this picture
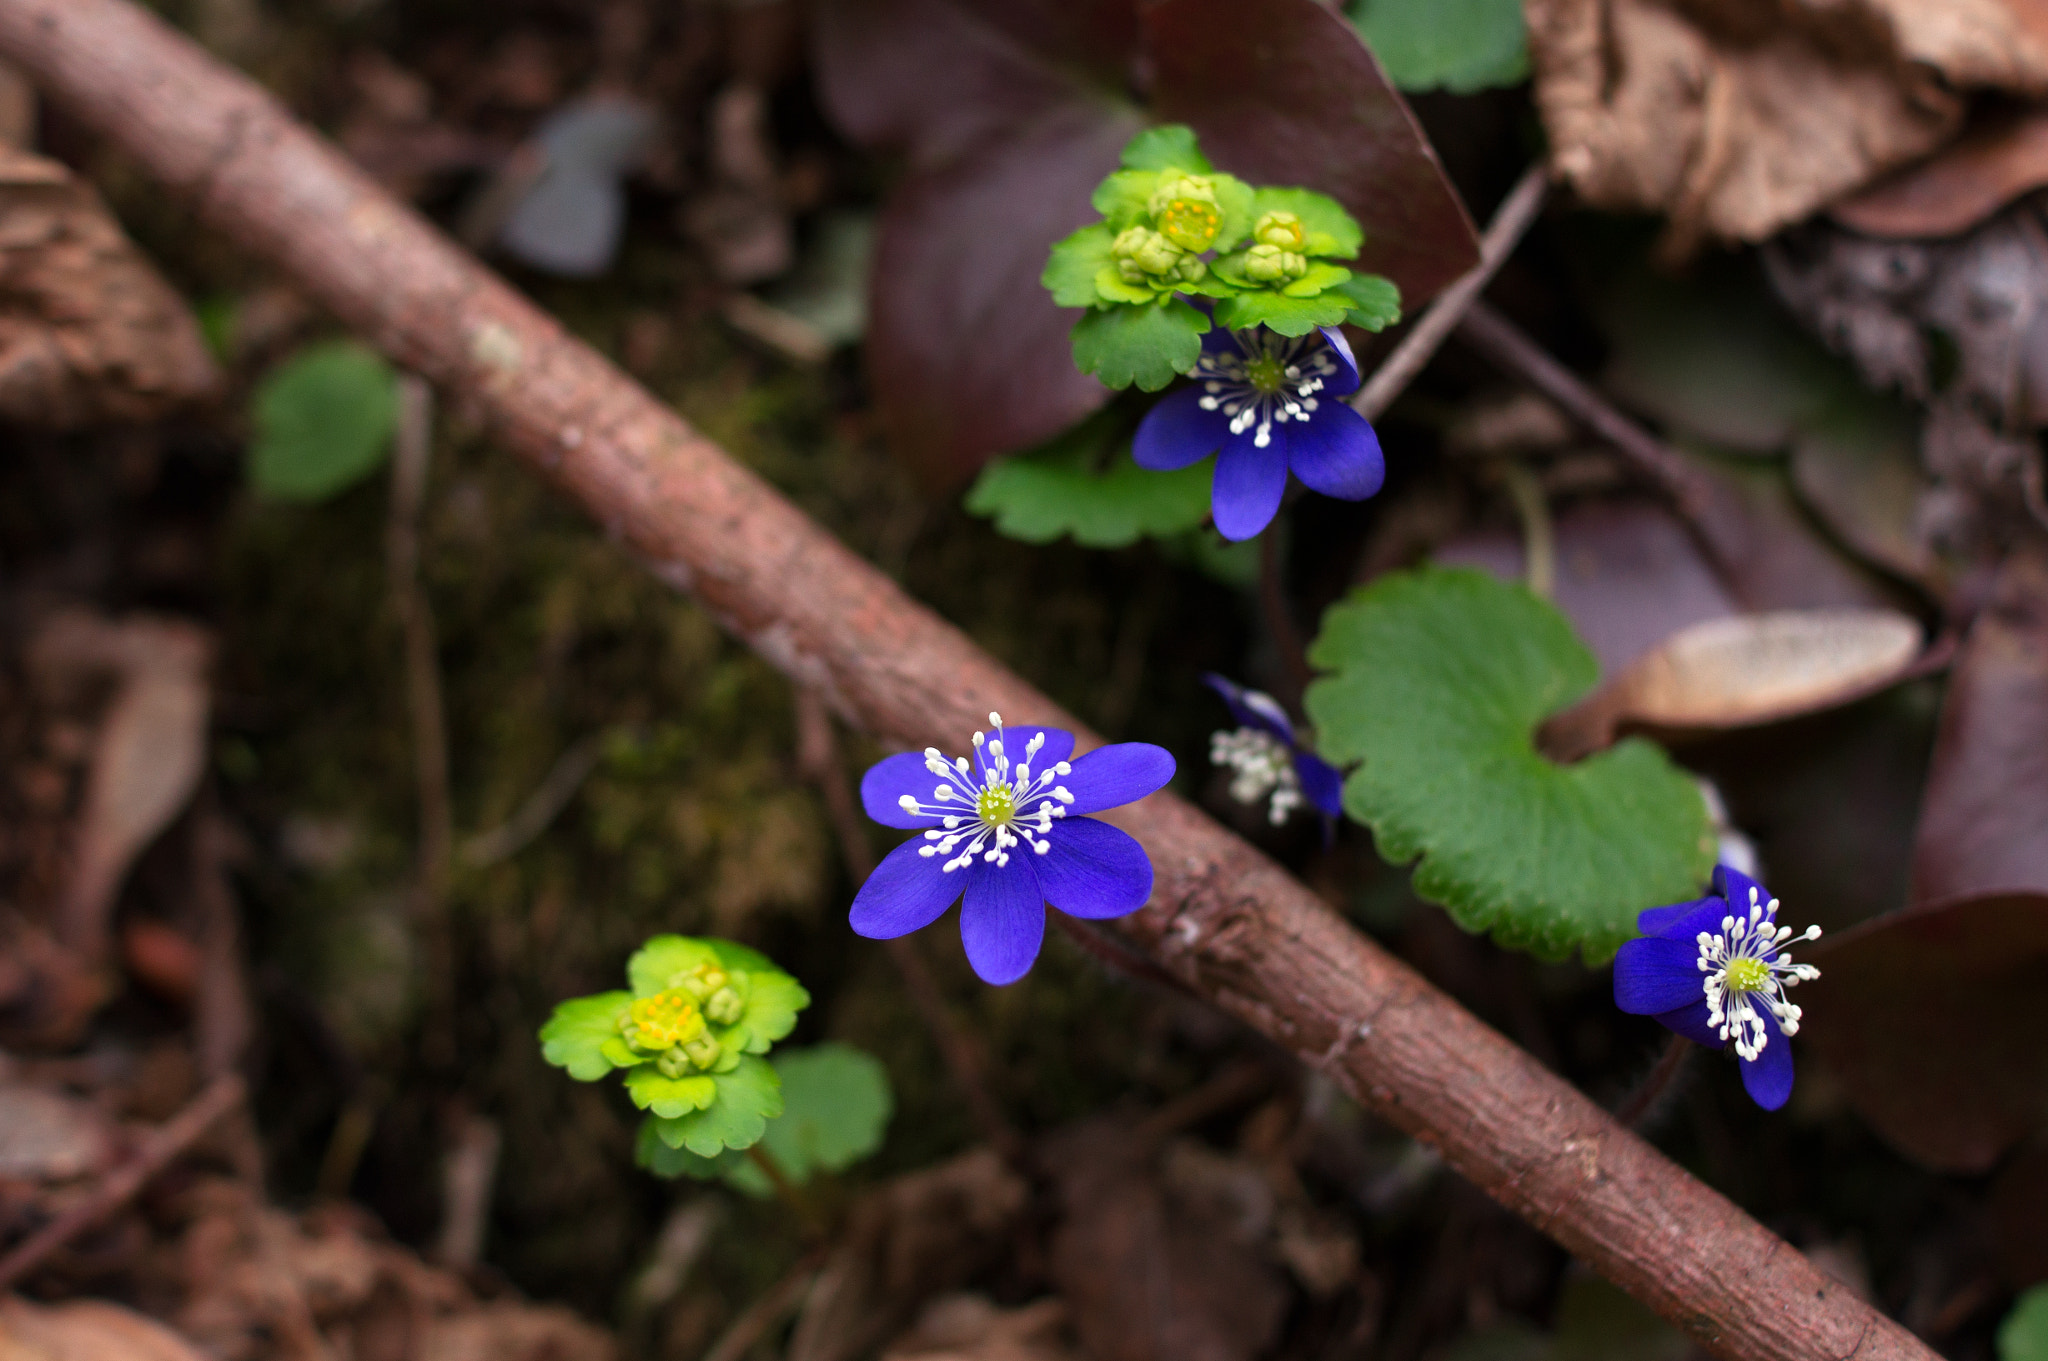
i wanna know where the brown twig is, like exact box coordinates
[793,689,1027,1164]
[1353,162,1549,423]
[0,7,1934,1356]
[0,1073,245,1291]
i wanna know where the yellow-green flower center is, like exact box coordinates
[1244,354,1286,394]
[1723,956,1769,994]
[1157,197,1221,252]
[977,783,1017,826]
[627,988,705,1049]
[1253,210,1307,251]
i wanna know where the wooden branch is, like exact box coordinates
[0,4,1929,1359]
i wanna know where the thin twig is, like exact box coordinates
[0,1073,245,1291]
[461,730,607,867]
[1353,162,1549,423]
[1612,1034,1694,1129]
[792,689,1027,1164]
[1496,461,1556,599]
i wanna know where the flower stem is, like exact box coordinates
[745,1143,823,1239]
[1612,1032,1693,1128]
[1259,527,1312,707]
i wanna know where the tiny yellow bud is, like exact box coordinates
[1242,242,1307,284]
[1111,225,1188,281]
[682,1034,724,1069]
[1150,171,1224,252]
[705,986,744,1026]
[1253,211,1307,251]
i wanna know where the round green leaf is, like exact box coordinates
[1071,299,1209,390]
[1212,289,1351,336]
[726,969,810,1054]
[635,1118,741,1180]
[1334,273,1403,332]
[1348,0,1529,94]
[1044,225,1118,307]
[1120,124,1211,173]
[248,340,401,503]
[966,408,1213,549]
[624,1065,719,1118]
[723,1043,894,1195]
[2002,1287,2048,1361]
[646,1056,784,1157]
[626,934,720,996]
[538,992,633,1081]
[1304,567,1714,962]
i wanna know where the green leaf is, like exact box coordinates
[1333,273,1403,331]
[248,340,401,503]
[726,969,810,1054]
[1348,0,1529,94]
[646,1056,784,1157]
[624,1065,719,1118]
[1120,124,1210,173]
[2001,1286,2048,1361]
[1304,567,1714,962]
[1282,261,1354,299]
[1249,187,1363,258]
[1212,289,1351,336]
[725,1044,895,1195]
[1093,265,1161,305]
[966,404,1213,547]
[1044,224,1118,307]
[1091,169,1161,228]
[1071,299,1208,390]
[538,992,633,1081]
[635,1118,741,1180]
[626,935,721,996]
[1212,175,1258,250]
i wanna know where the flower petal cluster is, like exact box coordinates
[1134,326,1383,540]
[1202,674,1343,831]
[852,714,1175,985]
[539,935,810,1156]
[1613,866,1821,1110]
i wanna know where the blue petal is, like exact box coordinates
[860,752,947,829]
[1713,865,1775,918]
[1613,936,1705,1016]
[849,836,964,939]
[1033,816,1153,920]
[1636,895,1722,939]
[1315,326,1361,394]
[977,725,1075,781]
[1202,673,1295,742]
[1211,430,1288,541]
[1286,403,1384,501]
[1654,999,1722,1047]
[1295,751,1346,818]
[1739,1010,1795,1111]
[959,857,1045,985]
[1062,742,1176,815]
[1134,386,1229,471]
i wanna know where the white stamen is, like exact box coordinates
[1695,884,1822,1062]
[890,716,1076,872]
[1211,726,1305,826]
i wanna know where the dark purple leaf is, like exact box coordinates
[1146,0,1480,309]
[1802,890,2048,1173]
[1911,548,2048,904]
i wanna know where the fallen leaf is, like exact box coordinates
[1539,609,1925,760]
[0,147,217,425]
[1991,1141,2048,1287]
[499,94,658,279]
[883,1297,1076,1361]
[0,1298,210,1361]
[1802,890,2048,1172]
[1910,549,2048,903]
[1834,105,2048,240]
[0,1083,114,1181]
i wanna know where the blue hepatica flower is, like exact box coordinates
[853,714,1175,985]
[1203,674,1343,831]
[1613,865,1822,1111]
[1134,325,1384,541]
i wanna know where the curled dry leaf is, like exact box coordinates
[1802,890,2048,1173]
[27,610,213,966]
[1834,105,2048,240]
[0,147,216,425]
[1540,609,1925,760]
[0,1297,211,1361]
[1524,0,2048,249]
[1910,548,2048,904]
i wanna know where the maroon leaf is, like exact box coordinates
[1910,548,2048,904]
[1146,0,1479,308]
[812,0,1480,486]
[1801,891,2048,1173]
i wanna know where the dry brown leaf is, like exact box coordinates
[0,1298,209,1361]
[27,611,212,966]
[1526,0,2048,248]
[882,1297,1076,1361]
[1834,105,2048,239]
[1541,609,1924,758]
[0,1084,114,1182]
[0,147,216,425]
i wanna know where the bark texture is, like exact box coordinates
[0,2,1935,1358]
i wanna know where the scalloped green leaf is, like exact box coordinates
[2001,1286,2048,1361]
[598,1036,646,1069]
[1211,288,1350,336]
[1211,175,1258,250]
[1120,124,1211,173]
[626,935,721,996]
[1092,169,1163,227]
[624,1066,719,1118]
[645,1056,784,1157]
[1348,0,1529,94]
[248,340,400,503]
[1071,299,1208,390]
[726,969,810,1055]
[1282,261,1353,299]
[966,403,1212,547]
[635,1118,741,1180]
[1045,224,1118,307]
[1249,186,1362,258]
[1333,273,1402,331]
[1304,567,1714,963]
[725,1044,895,1196]
[539,992,634,1081]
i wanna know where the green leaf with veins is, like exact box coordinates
[1249,187,1363,257]
[967,404,1212,547]
[1120,124,1211,173]
[725,1044,894,1194]
[1071,299,1208,390]
[645,1056,784,1157]
[538,992,634,1080]
[1333,273,1403,331]
[1044,225,1117,307]
[1348,0,1528,94]
[1212,289,1351,336]
[624,1066,719,1118]
[1305,567,1713,963]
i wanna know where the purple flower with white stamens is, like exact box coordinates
[852,714,1175,985]
[1613,865,1822,1111]
[1134,325,1384,541]
[1203,674,1343,832]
